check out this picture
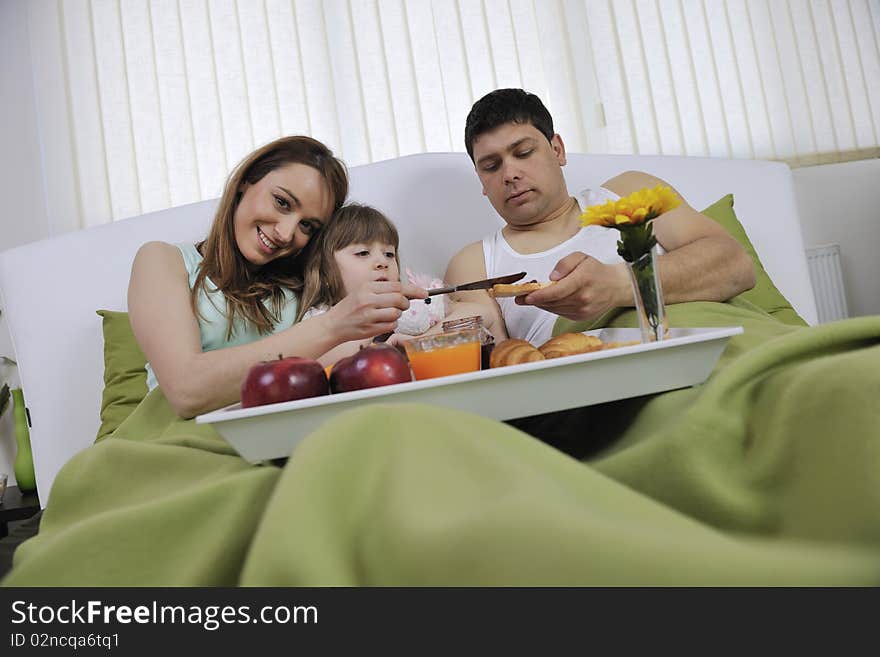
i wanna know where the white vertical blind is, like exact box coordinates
[25,0,880,232]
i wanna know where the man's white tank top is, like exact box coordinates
[481,188,622,346]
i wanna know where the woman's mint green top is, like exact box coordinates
[145,243,299,390]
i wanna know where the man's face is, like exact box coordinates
[471,122,569,227]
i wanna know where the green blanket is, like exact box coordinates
[4,302,880,585]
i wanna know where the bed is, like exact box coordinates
[3,152,879,586]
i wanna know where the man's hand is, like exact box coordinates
[516,252,631,322]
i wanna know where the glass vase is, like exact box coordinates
[626,247,668,342]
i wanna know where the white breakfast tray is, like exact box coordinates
[197,326,742,463]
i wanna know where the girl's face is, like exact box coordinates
[233,162,335,266]
[333,241,400,295]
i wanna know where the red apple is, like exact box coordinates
[329,344,413,393]
[241,355,329,408]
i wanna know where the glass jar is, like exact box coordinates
[442,316,495,369]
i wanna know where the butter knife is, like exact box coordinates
[426,271,527,296]
[372,272,527,343]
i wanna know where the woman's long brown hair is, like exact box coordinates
[192,136,348,338]
[297,204,400,322]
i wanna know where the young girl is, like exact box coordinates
[298,203,507,366]
[296,204,415,365]
[128,136,426,418]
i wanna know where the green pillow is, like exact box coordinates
[700,194,806,326]
[96,310,148,440]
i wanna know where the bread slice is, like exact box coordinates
[488,280,554,298]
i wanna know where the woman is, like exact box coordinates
[129,136,425,418]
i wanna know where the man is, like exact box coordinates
[445,88,755,346]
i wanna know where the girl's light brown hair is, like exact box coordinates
[297,204,400,321]
[193,136,348,337]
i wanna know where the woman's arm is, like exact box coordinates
[129,242,421,418]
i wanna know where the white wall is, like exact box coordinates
[793,158,880,319]
[0,0,50,484]
[0,0,50,252]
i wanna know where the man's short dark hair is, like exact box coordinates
[464,88,555,160]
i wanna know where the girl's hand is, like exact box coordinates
[326,281,427,343]
[386,332,415,347]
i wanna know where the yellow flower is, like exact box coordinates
[580,184,681,228]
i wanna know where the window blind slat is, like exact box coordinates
[60,0,112,225]
[529,1,585,153]
[508,0,548,102]
[28,0,82,234]
[207,0,255,168]
[321,0,371,164]
[746,0,797,161]
[634,0,683,155]
[120,0,170,215]
[92,0,142,219]
[789,0,839,158]
[810,0,857,154]
[585,0,635,154]
[610,0,659,154]
[178,0,227,199]
[830,0,878,149]
[403,1,452,151]
[850,0,880,145]
[702,0,752,158]
[457,0,497,98]
[377,0,426,156]
[265,0,312,140]
[659,0,709,157]
[561,0,607,153]
[483,0,523,91]
[349,0,399,162]
[768,0,819,162]
[237,0,282,148]
[727,0,775,160]
[149,0,200,209]
[294,0,342,157]
[430,0,474,153]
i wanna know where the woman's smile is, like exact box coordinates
[256,226,281,255]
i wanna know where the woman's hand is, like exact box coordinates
[325,281,427,342]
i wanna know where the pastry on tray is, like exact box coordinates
[538,332,604,359]
[489,339,546,367]
[489,331,646,368]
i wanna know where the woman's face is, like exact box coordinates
[333,241,400,295]
[233,162,335,266]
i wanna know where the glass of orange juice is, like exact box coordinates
[404,329,481,381]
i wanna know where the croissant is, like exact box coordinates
[489,339,546,368]
[600,340,640,351]
[538,332,604,359]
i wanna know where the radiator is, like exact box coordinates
[805,244,849,323]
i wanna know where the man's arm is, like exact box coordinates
[522,171,755,322]
[604,171,755,303]
[443,241,509,341]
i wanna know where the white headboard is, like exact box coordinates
[0,152,817,503]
